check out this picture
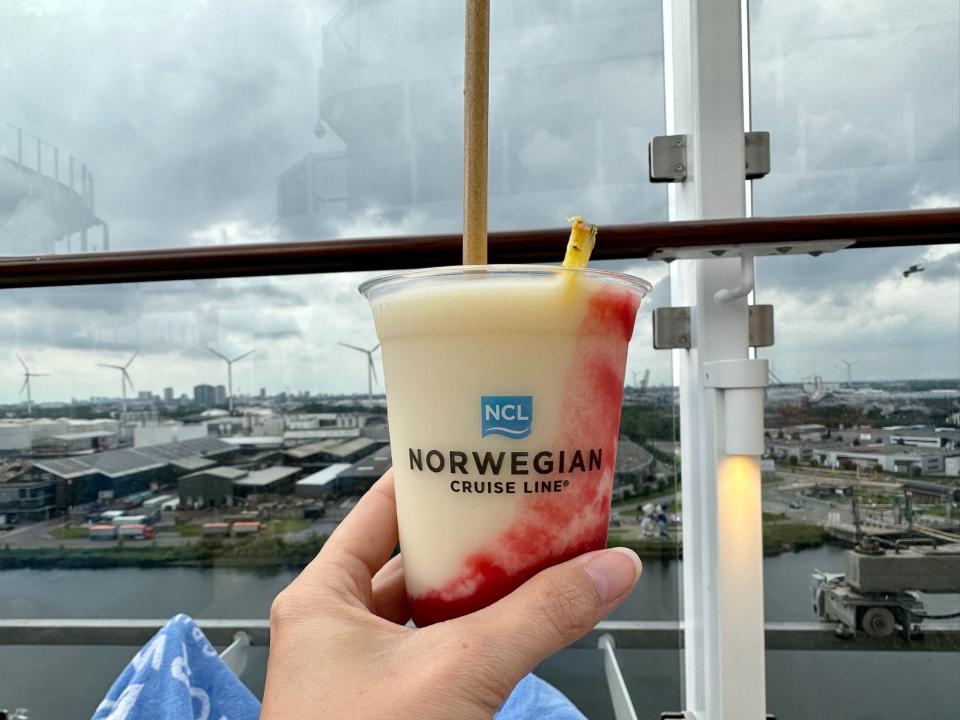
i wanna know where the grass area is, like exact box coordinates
[165,524,204,536]
[762,511,786,522]
[52,527,90,540]
[762,522,829,553]
[608,517,828,559]
[160,519,313,537]
[264,519,313,536]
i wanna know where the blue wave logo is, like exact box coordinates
[481,395,533,440]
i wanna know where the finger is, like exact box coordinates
[301,470,398,599]
[453,548,641,691]
[371,553,411,625]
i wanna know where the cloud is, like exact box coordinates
[0,0,957,403]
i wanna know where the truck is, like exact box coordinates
[112,514,148,526]
[232,521,263,536]
[89,524,118,541]
[117,524,156,540]
[202,522,230,538]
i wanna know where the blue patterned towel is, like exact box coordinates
[94,614,585,720]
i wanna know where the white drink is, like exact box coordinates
[362,265,649,625]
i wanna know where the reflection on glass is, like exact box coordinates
[750,0,960,215]
[0,0,665,257]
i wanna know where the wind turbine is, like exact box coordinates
[15,354,49,416]
[839,358,856,386]
[340,342,380,400]
[98,350,138,413]
[207,346,254,413]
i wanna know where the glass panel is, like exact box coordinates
[0,0,665,257]
[750,0,960,214]
[751,4,960,717]
[0,259,680,717]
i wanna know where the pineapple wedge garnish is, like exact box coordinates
[561,215,598,269]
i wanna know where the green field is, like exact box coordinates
[52,527,90,540]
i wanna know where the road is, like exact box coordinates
[0,515,340,550]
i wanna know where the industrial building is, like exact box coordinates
[179,464,303,506]
[766,424,828,441]
[0,477,58,522]
[284,437,382,468]
[233,466,302,498]
[179,466,248,509]
[0,418,121,455]
[28,437,235,507]
[295,463,352,498]
[325,445,392,497]
[134,423,207,448]
[815,446,952,475]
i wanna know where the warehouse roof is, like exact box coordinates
[34,438,233,479]
[296,463,351,488]
[234,465,301,488]
[170,456,218,472]
[338,445,392,480]
[183,466,248,481]
[285,439,338,460]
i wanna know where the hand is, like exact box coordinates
[261,470,642,719]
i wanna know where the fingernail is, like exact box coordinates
[585,548,642,603]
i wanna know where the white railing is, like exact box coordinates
[0,121,95,211]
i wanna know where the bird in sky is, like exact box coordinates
[902,264,924,278]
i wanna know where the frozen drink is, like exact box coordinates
[360,264,650,625]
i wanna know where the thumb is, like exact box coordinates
[456,548,641,685]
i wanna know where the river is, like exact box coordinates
[1,546,957,719]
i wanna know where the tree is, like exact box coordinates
[788,456,799,466]
[852,437,861,446]
[836,435,844,443]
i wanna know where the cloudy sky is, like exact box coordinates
[0,0,957,405]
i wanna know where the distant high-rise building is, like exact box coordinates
[137,390,153,401]
[194,384,216,406]
[163,387,174,402]
[215,385,227,405]
[259,387,266,399]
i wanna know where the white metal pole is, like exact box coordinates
[662,0,767,718]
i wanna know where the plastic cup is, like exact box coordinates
[360,264,651,626]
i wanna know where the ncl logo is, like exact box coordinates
[481,395,533,439]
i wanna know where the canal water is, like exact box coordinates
[1,546,957,719]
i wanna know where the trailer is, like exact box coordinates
[232,521,263,536]
[112,514,148,526]
[202,522,230,538]
[117,524,156,540]
[89,524,117,541]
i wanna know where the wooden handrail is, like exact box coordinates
[0,208,956,289]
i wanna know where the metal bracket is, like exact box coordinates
[654,305,773,349]
[648,238,855,263]
[649,135,687,183]
[652,306,691,349]
[648,131,770,183]
[749,304,774,347]
[745,130,771,179]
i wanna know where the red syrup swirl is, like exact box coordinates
[410,286,642,626]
